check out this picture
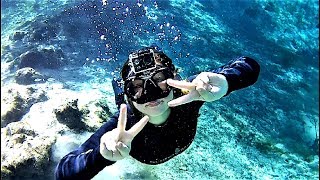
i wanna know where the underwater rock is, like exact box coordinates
[1,86,48,128]
[15,67,47,85]
[94,98,113,122]
[1,121,55,179]
[54,99,86,132]
[54,97,113,132]
[27,20,60,42]
[18,47,64,69]
[10,31,27,41]
[80,97,113,131]
[18,50,43,69]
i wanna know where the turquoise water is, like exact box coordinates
[1,0,319,179]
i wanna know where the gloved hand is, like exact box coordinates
[100,104,149,161]
[167,72,228,107]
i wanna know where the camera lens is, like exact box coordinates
[143,54,152,65]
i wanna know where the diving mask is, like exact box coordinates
[124,48,174,104]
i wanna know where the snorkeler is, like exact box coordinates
[55,46,260,179]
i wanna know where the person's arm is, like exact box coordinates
[166,57,260,107]
[55,113,119,180]
[188,56,260,96]
[212,56,260,95]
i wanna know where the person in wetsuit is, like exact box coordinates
[55,46,260,179]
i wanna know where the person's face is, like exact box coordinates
[132,90,174,116]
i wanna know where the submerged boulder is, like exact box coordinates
[80,97,113,131]
[10,31,27,41]
[1,121,56,179]
[53,97,114,132]
[18,47,64,69]
[27,20,60,42]
[15,67,47,85]
[54,99,86,132]
[1,85,48,127]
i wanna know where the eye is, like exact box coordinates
[132,80,143,94]
[133,84,143,92]
[153,72,166,82]
[127,79,144,97]
[133,87,143,98]
[132,79,143,87]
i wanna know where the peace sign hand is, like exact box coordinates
[100,104,149,161]
[167,72,228,107]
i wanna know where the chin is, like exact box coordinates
[146,104,169,116]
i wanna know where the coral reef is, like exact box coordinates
[15,67,47,85]
[1,121,55,179]
[54,99,86,132]
[1,85,48,127]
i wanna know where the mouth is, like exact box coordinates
[146,100,163,107]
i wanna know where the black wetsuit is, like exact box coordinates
[55,57,260,180]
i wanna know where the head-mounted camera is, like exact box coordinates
[124,48,174,104]
[128,48,157,75]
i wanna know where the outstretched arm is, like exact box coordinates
[187,56,260,96]
[166,57,260,107]
[54,114,119,180]
[211,56,260,96]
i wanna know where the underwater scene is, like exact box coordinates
[1,0,319,179]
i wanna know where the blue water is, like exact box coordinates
[1,0,319,179]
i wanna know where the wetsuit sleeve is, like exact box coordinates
[188,56,260,96]
[54,112,119,180]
